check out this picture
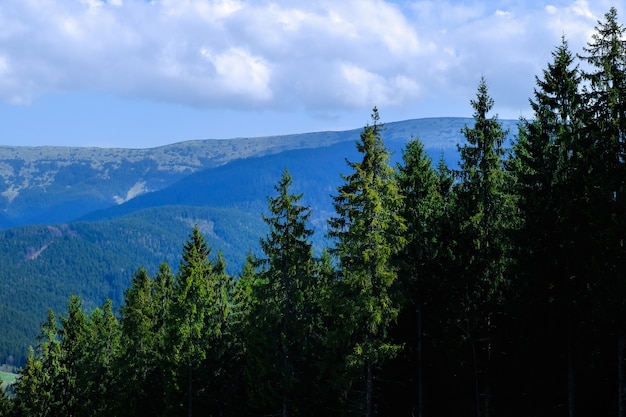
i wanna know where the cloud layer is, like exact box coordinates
[0,0,617,118]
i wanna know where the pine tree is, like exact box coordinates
[119,267,161,417]
[168,225,233,417]
[12,311,62,417]
[510,37,586,415]
[452,78,512,417]
[58,295,89,417]
[393,137,448,417]
[579,7,626,415]
[248,168,316,417]
[328,107,406,417]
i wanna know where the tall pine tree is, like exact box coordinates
[247,168,316,417]
[328,107,406,417]
[393,137,449,417]
[510,36,587,416]
[580,7,626,414]
[451,77,512,417]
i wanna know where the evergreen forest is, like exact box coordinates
[3,7,626,417]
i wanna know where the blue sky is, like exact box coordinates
[0,0,622,148]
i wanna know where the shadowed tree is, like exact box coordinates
[579,7,626,415]
[509,36,588,416]
[392,137,450,417]
[451,78,513,417]
[246,168,316,417]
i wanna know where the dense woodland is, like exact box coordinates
[2,7,626,417]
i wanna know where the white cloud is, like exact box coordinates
[160,0,242,22]
[0,0,621,119]
[545,0,598,44]
[202,47,272,101]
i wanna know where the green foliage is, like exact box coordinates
[244,168,323,416]
[448,77,515,417]
[328,107,406,417]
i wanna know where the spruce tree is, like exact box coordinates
[248,168,316,417]
[510,37,586,415]
[12,311,62,417]
[58,295,89,417]
[452,78,512,417]
[168,225,212,417]
[120,268,162,417]
[579,7,626,414]
[167,226,234,417]
[328,107,406,417]
[393,137,447,417]
[83,299,121,416]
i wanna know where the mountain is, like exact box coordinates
[0,130,351,229]
[0,117,516,229]
[0,117,519,366]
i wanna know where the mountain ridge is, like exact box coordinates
[0,117,517,229]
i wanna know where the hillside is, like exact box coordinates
[0,117,518,366]
[0,205,264,366]
[0,130,349,228]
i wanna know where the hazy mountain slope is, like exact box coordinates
[0,117,518,229]
[80,117,520,225]
[0,131,352,228]
[0,205,263,366]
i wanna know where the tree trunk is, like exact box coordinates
[416,306,423,417]
[483,314,492,417]
[567,314,575,417]
[471,338,480,417]
[282,357,291,417]
[283,393,289,417]
[366,362,373,417]
[188,366,193,417]
[618,333,625,417]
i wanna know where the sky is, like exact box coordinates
[0,0,623,148]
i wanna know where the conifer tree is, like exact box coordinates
[510,37,586,415]
[83,299,121,416]
[167,226,212,416]
[12,348,44,417]
[393,137,448,417]
[248,168,316,417]
[196,250,235,417]
[168,225,233,417]
[12,311,62,417]
[119,267,161,416]
[579,7,626,414]
[58,295,89,417]
[328,107,406,417]
[0,384,11,417]
[452,78,512,417]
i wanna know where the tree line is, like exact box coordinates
[2,7,626,417]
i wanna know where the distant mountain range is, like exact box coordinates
[0,117,518,367]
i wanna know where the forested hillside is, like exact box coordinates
[2,7,626,417]
[0,117,520,368]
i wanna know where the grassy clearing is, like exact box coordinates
[0,371,17,389]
